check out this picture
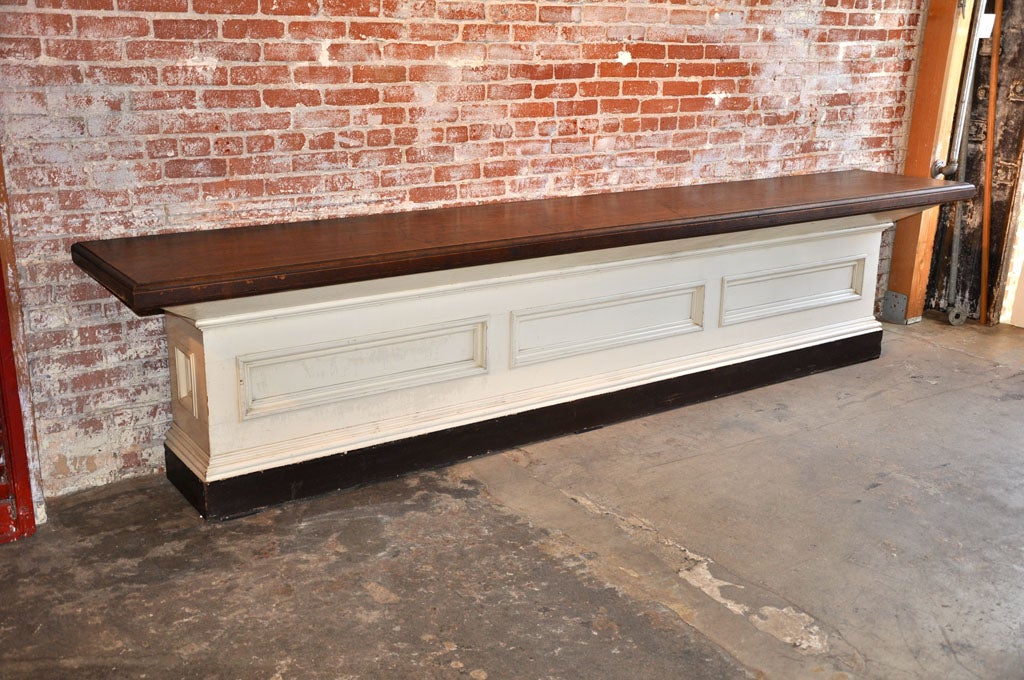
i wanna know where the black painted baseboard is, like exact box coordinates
[166,330,883,520]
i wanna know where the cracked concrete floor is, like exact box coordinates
[0,472,750,680]
[459,314,1024,679]
[3,314,1023,679]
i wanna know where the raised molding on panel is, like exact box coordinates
[237,317,489,420]
[510,283,706,367]
[172,345,199,419]
[720,256,867,327]
[203,317,880,480]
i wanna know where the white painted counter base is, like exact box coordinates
[163,213,895,491]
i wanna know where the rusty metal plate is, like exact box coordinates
[994,160,1019,187]
[968,119,987,143]
[1009,79,1024,102]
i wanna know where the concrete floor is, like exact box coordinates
[2,314,1023,679]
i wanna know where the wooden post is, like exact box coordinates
[884,0,976,323]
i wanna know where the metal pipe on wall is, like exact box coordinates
[932,0,986,181]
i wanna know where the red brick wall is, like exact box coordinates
[0,0,923,496]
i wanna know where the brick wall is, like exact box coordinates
[0,0,923,497]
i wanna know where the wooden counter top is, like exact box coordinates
[71,170,974,316]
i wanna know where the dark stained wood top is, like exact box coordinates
[71,170,975,316]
